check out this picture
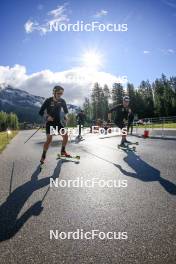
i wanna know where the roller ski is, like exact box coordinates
[117,142,136,152]
[78,135,85,141]
[123,140,139,146]
[56,151,80,161]
[75,135,85,142]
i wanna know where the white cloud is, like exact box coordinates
[24,4,69,35]
[48,5,67,18]
[0,65,126,105]
[143,50,150,54]
[0,65,27,86]
[24,20,36,33]
[168,49,175,53]
[160,48,175,54]
[24,19,49,34]
[94,10,108,18]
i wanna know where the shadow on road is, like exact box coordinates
[84,149,176,195]
[0,160,63,242]
[114,151,176,195]
[36,140,63,146]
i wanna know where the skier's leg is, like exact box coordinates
[61,133,68,148]
[60,131,71,157]
[127,124,130,133]
[118,122,126,145]
[43,135,52,151]
[79,124,81,137]
[120,135,126,145]
[122,123,132,144]
[40,135,52,162]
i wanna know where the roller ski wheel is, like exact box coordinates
[39,161,45,171]
[118,144,136,152]
[124,141,139,146]
[76,136,85,141]
[118,143,126,149]
[132,146,136,151]
[57,153,80,160]
[129,141,138,145]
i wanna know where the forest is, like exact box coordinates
[82,74,176,123]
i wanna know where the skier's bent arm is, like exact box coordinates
[39,99,48,116]
[39,99,54,121]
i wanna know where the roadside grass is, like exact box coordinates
[0,130,18,153]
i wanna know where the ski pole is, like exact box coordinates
[24,127,41,144]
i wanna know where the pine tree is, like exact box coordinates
[102,84,110,120]
[127,83,136,111]
[91,83,104,120]
[83,97,92,124]
[112,83,124,106]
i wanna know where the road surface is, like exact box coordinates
[0,130,176,264]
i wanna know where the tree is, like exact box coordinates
[138,80,154,117]
[82,74,176,122]
[83,97,92,125]
[102,84,110,121]
[127,83,136,112]
[152,74,175,116]
[0,111,19,131]
[112,83,124,106]
[91,83,104,120]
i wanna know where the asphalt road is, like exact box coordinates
[0,130,176,264]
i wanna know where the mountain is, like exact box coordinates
[0,86,79,123]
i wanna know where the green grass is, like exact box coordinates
[134,123,176,129]
[0,130,18,153]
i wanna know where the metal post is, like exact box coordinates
[151,118,153,132]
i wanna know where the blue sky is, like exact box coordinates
[0,0,176,103]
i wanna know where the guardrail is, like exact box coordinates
[133,116,176,138]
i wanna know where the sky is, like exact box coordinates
[0,0,176,105]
